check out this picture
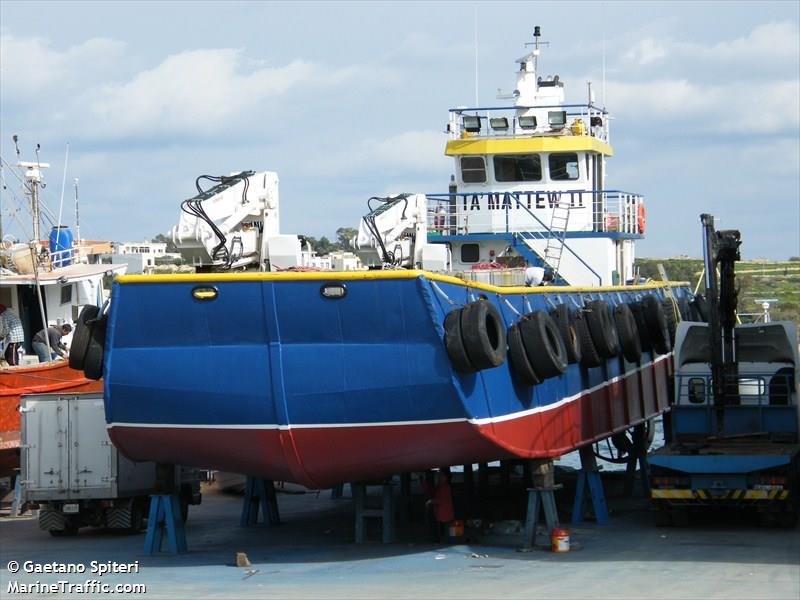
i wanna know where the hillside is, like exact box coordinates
[636,258,800,325]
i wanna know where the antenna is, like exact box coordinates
[74,178,81,244]
[473,5,479,106]
[601,3,607,107]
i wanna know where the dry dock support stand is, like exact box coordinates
[144,494,187,554]
[240,477,281,526]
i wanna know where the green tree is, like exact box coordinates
[335,227,358,251]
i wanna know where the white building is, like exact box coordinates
[103,241,168,274]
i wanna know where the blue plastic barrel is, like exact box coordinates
[49,225,74,267]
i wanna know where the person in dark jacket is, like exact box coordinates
[32,323,72,364]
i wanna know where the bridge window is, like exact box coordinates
[493,154,542,182]
[460,243,480,263]
[549,153,579,181]
[460,157,486,183]
[60,284,73,305]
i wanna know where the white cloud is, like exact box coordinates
[309,130,450,178]
[1,35,374,141]
[86,50,318,137]
[692,21,799,65]
[618,22,799,77]
[362,130,450,171]
[607,78,799,135]
[624,39,667,66]
[0,34,126,98]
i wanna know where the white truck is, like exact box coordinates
[21,392,201,536]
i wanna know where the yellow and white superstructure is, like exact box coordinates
[355,28,646,287]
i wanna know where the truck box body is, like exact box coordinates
[22,393,156,501]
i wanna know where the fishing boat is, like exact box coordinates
[93,30,699,489]
[0,147,126,477]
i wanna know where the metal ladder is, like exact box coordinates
[541,197,572,280]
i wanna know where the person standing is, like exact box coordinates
[0,304,25,366]
[32,323,72,364]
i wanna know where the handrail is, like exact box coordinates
[676,373,795,408]
[425,190,603,285]
[510,202,602,286]
[426,189,644,235]
[449,103,609,114]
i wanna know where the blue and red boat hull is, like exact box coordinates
[104,271,683,489]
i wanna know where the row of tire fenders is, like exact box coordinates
[70,305,108,380]
[443,293,704,385]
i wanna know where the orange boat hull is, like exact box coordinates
[0,361,103,476]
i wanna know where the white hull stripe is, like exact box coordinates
[108,355,669,432]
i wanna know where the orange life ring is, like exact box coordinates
[637,203,646,234]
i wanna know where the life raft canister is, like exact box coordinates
[637,202,646,234]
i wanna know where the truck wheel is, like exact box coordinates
[129,499,145,532]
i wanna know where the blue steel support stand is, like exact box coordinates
[623,424,651,497]
[240,477,281,526]
[521,460,561,551]
[353,481,395,544]
[144,494,187,554]
[571,446,609,525]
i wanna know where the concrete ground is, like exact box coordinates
[1,479,798,600]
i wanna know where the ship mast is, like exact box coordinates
[13,137,50,243]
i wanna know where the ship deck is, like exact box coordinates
[1,473,797,599]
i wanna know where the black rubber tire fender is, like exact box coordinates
[460,300,507,370]
[584,300,620,359]
[661,299,678,347]
[691,294,710,322]
[677,297,691,322]
[69,305,100,370]
[550,304,582,364]
[507,323,541,385]
[613,303,642,363]
[641,295,671,355]
[83,315,108,380]
[443,309,476,374]
[577,312,603,368]
[629,300,653,352]
[518,310,567,379]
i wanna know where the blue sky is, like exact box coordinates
[1,1,798,259]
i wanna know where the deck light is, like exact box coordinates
[489,117,509,131]
[548,111,567,129]
[517,115,537,129]
[463,115,482,133]
[321,283,347,299]
[192,286,219,301]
